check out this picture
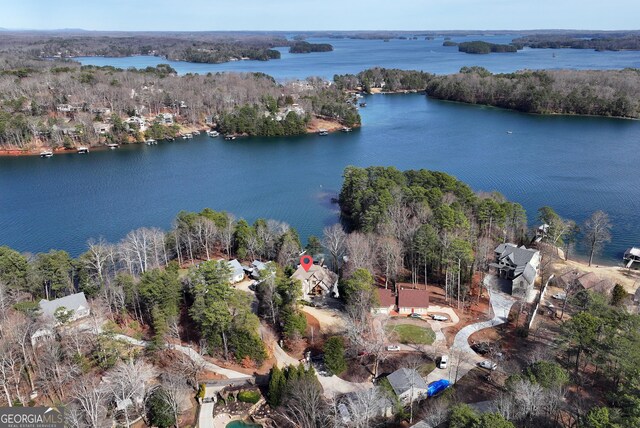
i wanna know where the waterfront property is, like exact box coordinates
[39,292,90,323]
[556,270,614,296]
[491,243,540,298]
[291,264,339,299]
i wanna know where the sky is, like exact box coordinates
[0,0,637,31]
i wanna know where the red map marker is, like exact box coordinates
[300,255,314,272]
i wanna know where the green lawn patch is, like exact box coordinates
[386,324,436,345]
[237,390,262,404]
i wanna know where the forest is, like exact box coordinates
[425,67,640,118]
[289,41,334,53]
[513,33,640,51]
[456,41,519,54]
[334,68,433,92]
[0,60,359,149]
[0,32,289,63]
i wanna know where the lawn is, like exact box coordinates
[386,324,436,345]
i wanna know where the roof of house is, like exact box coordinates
[252,260,267,271]
[375,288,396,307]
[39,292,89,318]
[495,243,539,267]
[291,265,337,292]
[386,368,428,396]
[397,288,429,309]
[557,270,614,294]
[227,259,244,278]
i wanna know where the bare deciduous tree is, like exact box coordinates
[323,224,347,273]
[583,210,612,266]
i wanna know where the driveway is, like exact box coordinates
[426,277,516,384]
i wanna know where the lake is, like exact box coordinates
[2,36,640,262]
[75,36,640,80]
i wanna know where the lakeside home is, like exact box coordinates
[491,243,540,299]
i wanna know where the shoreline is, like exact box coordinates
[0,117,349,158]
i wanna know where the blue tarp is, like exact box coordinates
[427,379,450,397]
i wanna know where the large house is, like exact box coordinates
[386,368,429,404]
[397,288,430,315]
[291,265,339,300]
[39,292,90,323]
[372,288,396,314]
[492,243,540,298]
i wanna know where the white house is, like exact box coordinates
[227,259,245,284]
[291,265,339,300]
[492,243,541,298]
[386,368,429,404]
[38,292,90,324]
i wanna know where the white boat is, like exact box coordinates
[145,139,157,145]
[40,150,53,158]
[341,127,352,132]
[506,131,513,134]
[77,147,89,154]
[192,130,201,135]
[106,143,119,149]
[182,133,193,139]
[318,129,329,136]
[224,135,236,141]
[207,130,220,137]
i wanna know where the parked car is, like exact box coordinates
[479,360,498,371]
[409,313,422,319]
[552,293,567,300]
[431,314,448,321]
[438,355,448,369]
[386,345,401,351]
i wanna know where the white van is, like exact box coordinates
[439,355,448,369]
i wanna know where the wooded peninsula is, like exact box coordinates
[334,67,640,119]
[0,61,360,152]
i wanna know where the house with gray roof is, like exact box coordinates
[227,259,245,283]
[492,243,540,298]
[386,368,429,404]
[39,292,90,323]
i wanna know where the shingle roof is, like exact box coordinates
[39,292,88,318]
[495,243,538,267]
[397,288,429,309]
[375,288,396,307]
[386,368,428,396]
[228,259,244,278]
[291,265,337,291]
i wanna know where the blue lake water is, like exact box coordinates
[75,36,640,80]
[2,36,640,262]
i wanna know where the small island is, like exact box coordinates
[457,40,519,54]
[289,41,334,54]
